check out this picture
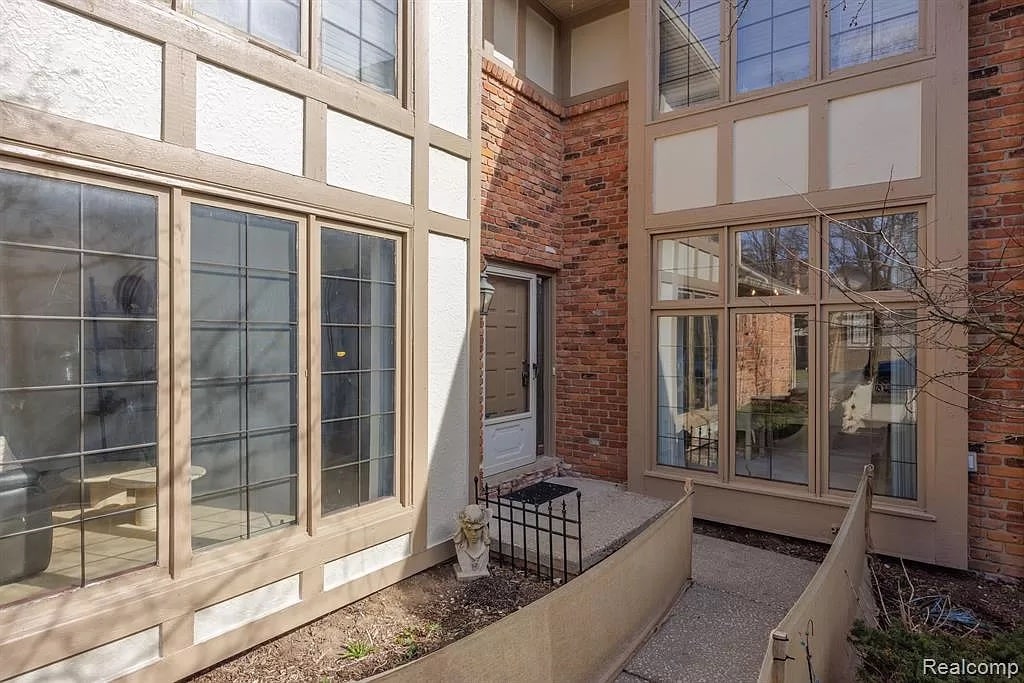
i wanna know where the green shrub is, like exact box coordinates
[850,621,1024,682]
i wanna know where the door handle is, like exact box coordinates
[521,360,529,388]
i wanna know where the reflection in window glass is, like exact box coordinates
[736,225,809,297]
[736,0,810,93]
[190,205,298,550]
[830,0,918,70]
[322,0,399,95]
[194,0,301,53]
[829,212,918,292]
[659,0,721,111]
[321,229,397,515]
[657,316,719,472]
[828,311,916,498]
[734,312,808,484]
[0,170,158,606]
[657,234,721,301]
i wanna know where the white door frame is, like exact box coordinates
[482,265,538,476]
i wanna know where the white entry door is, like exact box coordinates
[483,268,537,476]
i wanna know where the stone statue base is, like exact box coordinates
[454,564,490,582]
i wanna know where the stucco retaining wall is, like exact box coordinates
[367,482,694,683]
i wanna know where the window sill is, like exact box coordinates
[643,469,937,522]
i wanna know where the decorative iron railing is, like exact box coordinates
[474,477,582,584]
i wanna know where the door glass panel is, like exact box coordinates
[485,276,530,419]
[734,312,809,484]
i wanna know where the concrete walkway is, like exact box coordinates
[617,534,820,683]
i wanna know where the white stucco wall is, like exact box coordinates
[323,534,413,591]
[525,8,556,92]
[652,127,719,212]
[429,147,470,219]
[10,628,160,683]
[493,0,518,67]
[193,575,301,644]
[829,81,922,189]
[570,11,629,96]
[0,0,162,139]
[426,233,469,548]
[195,62,303,175]
[326,110,413,204]
[428,0,469,138]
[733,107,809,202]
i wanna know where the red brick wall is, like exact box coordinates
[967,0,1024,579]
[557,96,629,481]
[480,58,629,481]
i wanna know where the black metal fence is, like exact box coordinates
[474,477,582,584]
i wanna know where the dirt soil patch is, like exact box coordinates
[187,561,553,682]
[696,518,1024,633]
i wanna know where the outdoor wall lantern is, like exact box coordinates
[480,268,495,316]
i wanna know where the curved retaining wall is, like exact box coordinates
[367,482,694,683]
[758,466,875,683]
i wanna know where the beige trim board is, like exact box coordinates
[118,543,454,683]
[0,109,415,228]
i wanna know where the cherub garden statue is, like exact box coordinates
[453,503,491,581]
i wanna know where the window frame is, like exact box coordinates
[650,0,929,121]
[728,0,816,100]
[313,0,407,105]
[312,220,404,523]
[0,158,172,605]
[650,208,929,506]
[177,193,309,564]
[182,0,310,62]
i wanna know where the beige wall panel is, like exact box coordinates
[570,11,629,96]
[525,7,556,92]
[323,534,412,591]
[652,127,718,213]
[828,82,922,189]
[0,0,162,140]
[193,574,301,644]
[9,627,160,683]
[428,147,470,219]
[426,233,470,548]
[195,62,303,175]
[428,0,470,138]
[493,0,518,67]
[733,107,809,202]
[325,109,412,204]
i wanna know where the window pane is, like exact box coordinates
[1,320,80,388]
[82,186,157,257]
[190,205,297,549]
[657,234,721,300]
[828,311,916,498]
[322,0,398,95]
[736,1,809,93]
[736,225,809,297]
[194,0,248,33]
[659,0,721,111]
[830,0,918,70]
[828,212,918,292]
[0,245,80,316]
[0,173,158,605]
[735,313,809,485]
[321,228,398,515]
[657,315,720,472]
[251,0,300,52]
[0,170,80,248]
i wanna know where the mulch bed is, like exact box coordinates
[187,562,553,682]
